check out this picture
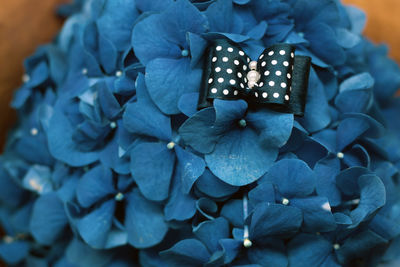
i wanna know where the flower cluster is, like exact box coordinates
[1,0,400,266]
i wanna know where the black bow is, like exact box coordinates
[197,39,311,116]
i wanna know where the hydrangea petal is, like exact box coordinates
[288,234,332,267]
[349,174,386,228]
[146,57,202,114]
[195,169,238,198]
[125,189,168,248]
[250,203,302,240]
[290,197,337,232]
[315,156,342,206]
[263,159,316,198]
[77,199,116,249]
[130,142,176,201]
[193,217,230,252]
[0,241,30,265]
[206,128,278,186]
[76,165,116,208]
[160,239,210,267]
[175,146,205,194]
[247,240,288,267]
[30,193,68,245]
[47,108,99,166]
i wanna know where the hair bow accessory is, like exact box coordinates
[198,39,311,116]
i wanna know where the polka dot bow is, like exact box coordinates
[198,39,311,116]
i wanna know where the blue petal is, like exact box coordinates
[66,239,114,267]
[77,199,116,249]
[246,110,294,148]
[179,108,219,154]
[262,159,316,198]
[132,0,207,65]
[290,197,337,232]
[288,234,332,267]
[349,174,386,228]
[248,182,276,207]
[206,128,278,186]
[130,142,176,201]
[0,241,30,265]
[47,108,99,166]
[221,199,244,228]
[98,35,118,74]
[195,169,238,198]
[178,93,201,117]
[335,28,361,49]
[335,230,387,264]
[298,68,331,133]
[336,117,370,151]
[247,240,288,267]
[30,193,68,245]
[164,172,197,221]
[193,217,230,252]
[22,165,53,194]
[76,165,116,208]
[160,239,210,267]
[249,203,302,240]
[96,0,138,51]
[135,0,173,12]
[146,57,202,114]
[314,156,342,207]
[175,146,205,193]
[187,33,208,68]
[335,167,371,196]
[219,238,242,264]
[125,189,168,248]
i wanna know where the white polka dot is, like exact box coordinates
[279,50,286,55]
[230,79,236,85]
[259,82,264,87]
[212,57,217,62]
[281,82,287,88]
[234,90,239,95]
[222,57,229,62]
[275,71,282,76]
[240,83,245,88]
[287,73,291,79]
[283,61,289,67]
[268,51,274,56]
[261,61,267,67]
[208,78,213,84]
[237,72,243,78]
[291,52,295,58]
[255,92,259,97]
[285,95,290,101]
[218,77,224,83]
[243,65,247,71]
[244,77,248,83]
[227,68,233,74]
[264,70,270,76]
[269,81,275,86]
[211,88,217,94]
[259,54,264,60]
[223,89,229,95]
[271,60,278,65]
[247,58,250,63]
[262,92,268,98]
[290,86,292,91]
[273,93,280,98]
[216,46,222,51]
[227,47,234,52]
[234,60,240,65]
[215,67,221,72]
[239,51,245,56]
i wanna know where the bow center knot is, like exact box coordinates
[247,61,261,89]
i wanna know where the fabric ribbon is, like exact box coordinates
[197,39,311,116]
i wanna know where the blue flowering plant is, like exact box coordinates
[1,0,400,266]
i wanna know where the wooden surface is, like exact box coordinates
[0,0,65,148]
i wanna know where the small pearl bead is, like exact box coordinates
[115,192,124,201]
[243,238,253,248]
[282,198,290,205]
[247,70,259,81]
[249,61,258,70]
[167,142,176,150]
[337,152,344,159]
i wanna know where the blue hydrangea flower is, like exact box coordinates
[1,0,400,265]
